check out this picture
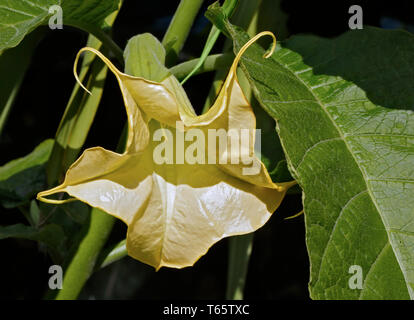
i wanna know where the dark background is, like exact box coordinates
[0,0,412,299]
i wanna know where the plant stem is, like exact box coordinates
[226,233,254,299]
[55,208,115,300]
[162,0,204,66]
[170,52,233,80]
[180,0,239,85]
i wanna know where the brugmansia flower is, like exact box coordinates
[37,31,295,270]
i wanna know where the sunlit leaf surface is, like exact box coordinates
[208,9,414,299]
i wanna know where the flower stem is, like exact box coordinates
[226,233,254,299]
[162,0,204,66]
[169,52,233,80]
[55,209,115,300]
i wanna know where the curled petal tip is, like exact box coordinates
[73,47,96,95]
[233,31,277,72]
[262,31,277,59]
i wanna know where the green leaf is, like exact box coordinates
[0,0,56,51]
[210,14,414,299]
[0,223,65,252]
[0,0,119,51]
[0,139,53,208]
[124,33,170,82]
[62,0,119,27]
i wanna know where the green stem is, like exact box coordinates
[226,233,254,299]
[170,52,233,80]
[180,0,239,85]
[162,0,204,66]
[65,20,124,66]
[55,208,115,300]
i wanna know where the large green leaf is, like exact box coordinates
[61,0,119,27]
[208,12,414,299]
[0,139,53,208]
[0,0,119,51]
[0,0,56,50]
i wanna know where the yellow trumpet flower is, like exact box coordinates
[37,31,295,270]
